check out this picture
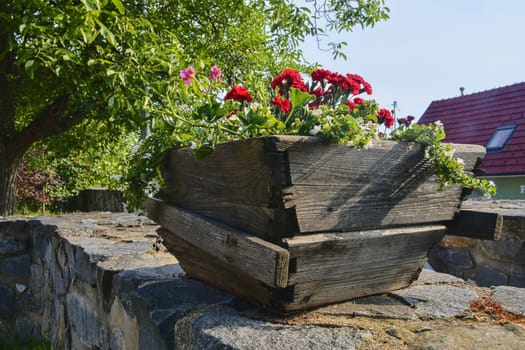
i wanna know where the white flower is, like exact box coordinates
[228,115,239,122]
[142,152,152,159]
[456,157,465,166]
[190,141,197,149]
[111,174,122,182]
[434,120,443,127]
[488,180,496,187]
[250,102,260,110]
[325,115,333,121]
[309,125,322,135]
[311,109,323,116]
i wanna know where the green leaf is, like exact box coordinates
[289,87,314,107]
[111,0,126,14]
[24,60,35,78]
[98,22,117,48]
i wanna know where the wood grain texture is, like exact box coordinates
[158,227,290,310]
[161,138,283,237]
[160,135,486,238]
[147,198,289,288]
[447,209,503,240]
[283,225,446,310]
[282,139,485,233]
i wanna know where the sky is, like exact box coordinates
[301,0,525,120]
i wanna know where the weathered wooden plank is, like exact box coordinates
[158,228,289,310]
[160,135,485,239]
[446,209,503,240]
[282,139,485,233]
[285,225,446,284]
[282,225,444,311]
[285,263,422,312]
[161,138,285,237]
[147,198,290,288]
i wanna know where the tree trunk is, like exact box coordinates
[0,153,19,216]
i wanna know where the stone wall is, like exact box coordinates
[429,201,525,287]
[1,213,524,349]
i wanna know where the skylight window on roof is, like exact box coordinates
[485,125,516,153]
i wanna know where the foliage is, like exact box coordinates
[0,0,390,215]
[126,66,496,207]
[16,120,137,213]
[390,122,497,196]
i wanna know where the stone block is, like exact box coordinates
[0,254,31,280]
[492,286,525,315]
[0,239,28,255]
[509,272,525,288]
[66,293,108,349]
[30,264,45,289]
[428,247,474,274]
[0,283,15,317]
[390,285,479,318]
[131,278,235,350]
[186,311,366,350]
[475,266,508,287]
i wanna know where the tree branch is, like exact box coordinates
[6,95,91,158]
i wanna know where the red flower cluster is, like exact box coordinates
[377,108,394,128]
[346,101,356,113]
[353,97,365,105]
[271,69,307,93]
[271,95,291,113]
[398,115,415,126]
[224,85,252,103]
[311,69,373,95]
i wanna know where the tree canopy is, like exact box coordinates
[0,0,389,215]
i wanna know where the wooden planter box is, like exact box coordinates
[147,136,488,312]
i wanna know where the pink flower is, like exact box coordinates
[180,66,195,85]
[209,65,222,82]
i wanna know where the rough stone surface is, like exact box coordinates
[407,322,525,350]
[475,266,509,286]
[1,212,525,350]
[188,311,365,350]
[429,200,525,288]
[0,254,31,280]
[390,285,479,318]
[492,286,525,316]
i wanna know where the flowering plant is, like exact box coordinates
[126,66,495,208]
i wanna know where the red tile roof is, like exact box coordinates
[418,82,525,175]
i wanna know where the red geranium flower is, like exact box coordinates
[377,108,394,128]
[224,85,252,103]
[271,95,291,113]
[353,97,365,105]
[346,101,356,113]
[271,69,307,93]
[311,68,333,82]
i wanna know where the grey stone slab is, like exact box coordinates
[509,272,525,288]
[185,311,365,350]
[414,269,467,285]
[492,286,525,316]
[0,254,31,279]
[314,294,416,320]
[66,292,108,348]
[475,266,508,287]
[0,239,28,255]
[390,285,479,318]
[408,322,525,350]
[0,283,14,316]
